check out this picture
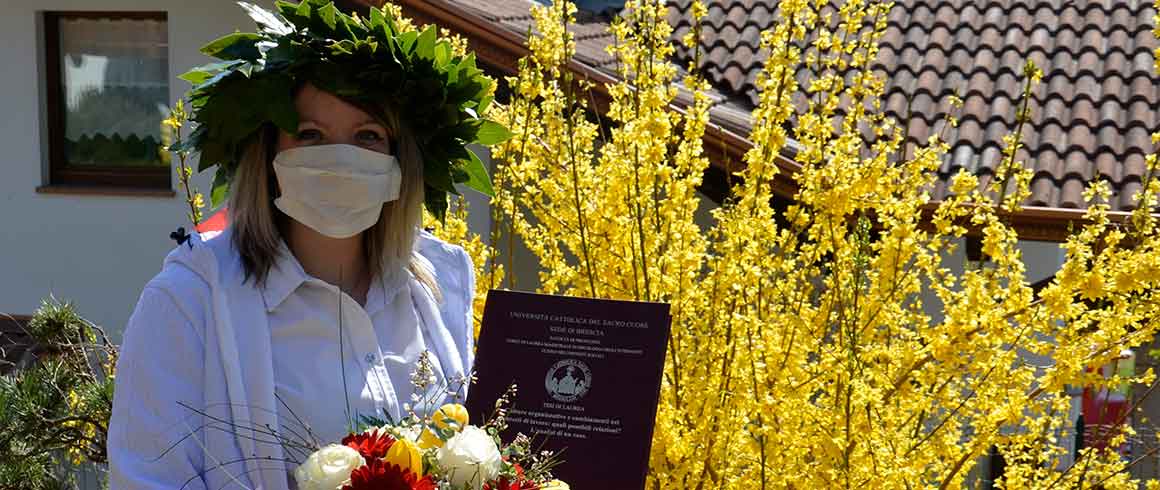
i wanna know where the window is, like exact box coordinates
[43,12,170,190]
[0,315,31,375]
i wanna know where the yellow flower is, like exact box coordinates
[383,438,424,477]
[418,428,443,449]
[432,403,469,431]
[1080,272,1105,300]
[416,403,469,449]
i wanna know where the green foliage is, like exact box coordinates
[177,0,509,218]
[25,299,92,347]
[0,299,116,490]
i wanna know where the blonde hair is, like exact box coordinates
[228,109,441,300]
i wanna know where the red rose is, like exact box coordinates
[342,459,436,490]
[342,430,396,460]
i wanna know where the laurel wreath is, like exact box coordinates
[173,0,510,220]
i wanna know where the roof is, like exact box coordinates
[401,0,1160,232]
[407,0,621,70]
[667,0,1160,213]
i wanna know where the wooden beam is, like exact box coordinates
[918,203,1146,243]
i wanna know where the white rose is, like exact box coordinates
[293,444,365,490]
[436,426,502,490]
[390,424,423,443]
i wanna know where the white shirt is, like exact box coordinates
[263,242,446,445]
[107,229,475,490]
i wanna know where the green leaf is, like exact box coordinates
[239,2,292,35]
[264,79,299,133]
[336,9,366,38]
[434,41,450,66]
[190,69,237,92]
[331,39,356,55]
[450,166,469,185]
[197,137,230,172]
[462,149,494,197]
[442,122,480,143]
[210,165,231,209]
[424,185,449,222]
[448,53,475,85]
[368,6,388,32]
[314,2,339,35]
[200,32,264,60]
[477,94,494,114]
[424,155,456,193]
[473,120,513,145]
[179,60,244,84]
[265,39,310,68]
[415,25,436,59]
[289,1,313,28]
[275,0,307,26]
[457,52,478,72]
[397,31,418,54]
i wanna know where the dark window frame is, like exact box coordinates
[43,11,171,190]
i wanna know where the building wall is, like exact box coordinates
[0,1,270,341]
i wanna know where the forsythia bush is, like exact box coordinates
[448,0,1160,487]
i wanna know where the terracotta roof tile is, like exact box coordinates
[663,0,1160,211]
[439,0,1159,211]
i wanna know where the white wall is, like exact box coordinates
[921,237,1065,322]
[0,1,272,341]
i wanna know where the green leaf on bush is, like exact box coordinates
[474,120,513,145]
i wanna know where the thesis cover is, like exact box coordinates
[467,290,672,490]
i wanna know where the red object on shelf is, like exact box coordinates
[1081,349,1135,456]
[1082,389,1130,451]
[195,208,229,234]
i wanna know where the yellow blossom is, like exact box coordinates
[383,437,424,476]
[431,403,469,431]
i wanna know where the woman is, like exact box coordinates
[107,3,504,489]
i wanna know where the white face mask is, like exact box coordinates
[272,144,402,239]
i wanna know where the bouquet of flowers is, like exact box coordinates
[290,357,566,490]
[292,404,567,490]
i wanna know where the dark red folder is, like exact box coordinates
[466,290,671,490]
